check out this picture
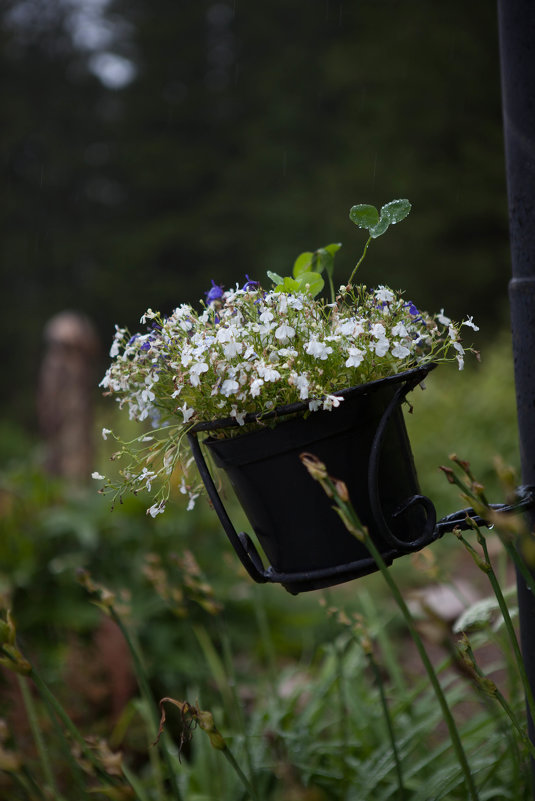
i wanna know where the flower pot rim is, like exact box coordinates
[190,362,437,434]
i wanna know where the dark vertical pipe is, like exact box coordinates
[497,0,535,785]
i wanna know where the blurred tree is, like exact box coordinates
[1,0,509,430]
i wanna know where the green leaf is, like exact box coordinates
[369,198,411,238]
[381,198,411,224]
[292,252,314,278]
[295,271,324,297]
[274,276,301,293]
[349,204,379,230]
[267,270,284,286]
[324,242,342,258]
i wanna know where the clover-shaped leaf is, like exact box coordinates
[349,204,380,230]
[349,199,411,239]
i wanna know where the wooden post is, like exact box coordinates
[37,311,100,482]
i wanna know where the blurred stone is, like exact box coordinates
[408,580,481,624]
[38,311,100,482]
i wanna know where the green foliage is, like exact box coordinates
[0,337,530,799]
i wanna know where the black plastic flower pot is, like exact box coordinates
[188,365,440,594]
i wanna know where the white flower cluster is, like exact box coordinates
[97,282,477,513]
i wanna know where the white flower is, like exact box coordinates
[373,338,390,357]
[91,471,105,480]
[179,403,195,423]
[141,387,155,404]
[230,406,247,425]
[250,378,264,397]
[216,327,235,343]
[137,467,156,491]
[345,347,365,368]
[463,316,479,331]
[338,318,365,337]
[221,378,240,396]
[101,428,112,440]
[391,342,411,359]
[322,394,344,410]
[187,493,199,511]
[437,308,451,326]
[190,361,209,387]
[147,502,165,517]
[243,345,257,359]
[275,323,296,344]
[223,340,243,359]
[258,310,274,324]
[371,323,386,339]
[392,322,408,338]
[305,338,333,360]
[375,286,395,303]
[140,309,156,324]
[291,372,309,400]
[287,295,304,310]
[257,364,281,382]
[308,399,322,411]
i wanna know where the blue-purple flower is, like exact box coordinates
[205,280,224,303]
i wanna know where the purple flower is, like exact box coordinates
[205,280,224,303]
[404,301,423,324]
[242,274,259,291]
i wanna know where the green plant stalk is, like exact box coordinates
[457,524,535,729]
[327,270,336,304]
[333,638,351,791]
[347,235,371,285]
[498,534,535,598]
[460,637,535,760]
[108,607,183,801]
[9,765,47,801]
[477,531,535,730]
[121,760,152,801]
[219,625,261,801]
[252,588,278,689]
[360,590,408,697]
[25,665,118,790]
[328,492,480,801]
[0,643,109,790]
[220,741,259,801]
[17,674,63,801]
[365,649,405,799]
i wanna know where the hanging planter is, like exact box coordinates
[96,199,489,592]
[188,365,436,593]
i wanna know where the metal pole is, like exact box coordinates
[497,0,535,785]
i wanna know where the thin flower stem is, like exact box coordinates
[365,650,405,799]
[220,743,258,800]
[108,607,183,801]
[327,271,336,304]
[17,675,64,801]
[476,532,535,729]
[26,665,118,789]
[347,236,372,286]
[461,637,535,760]
[499,535,535,598]
[219,627,261,801]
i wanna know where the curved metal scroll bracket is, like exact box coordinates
[435,485,535,536]
[368,377,437,552]
[187,431,269,584]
